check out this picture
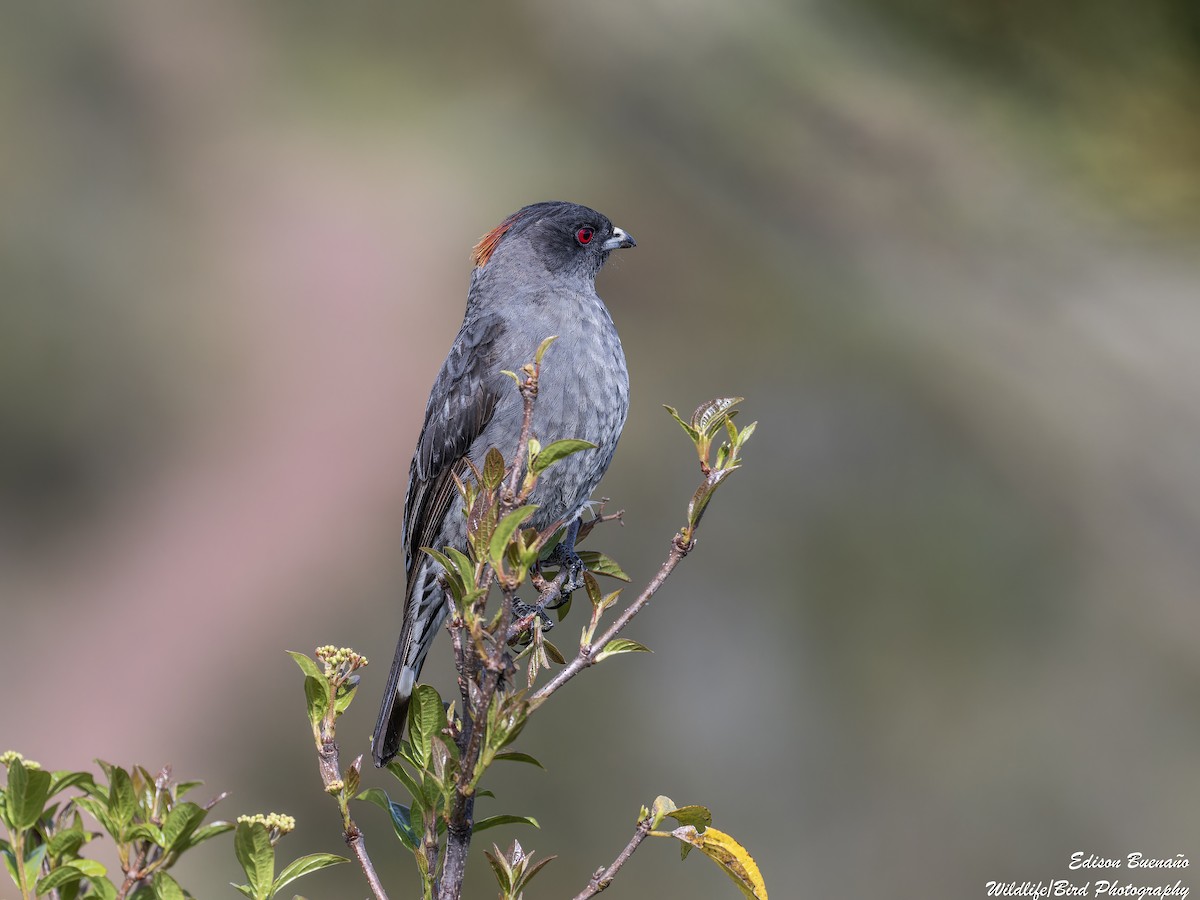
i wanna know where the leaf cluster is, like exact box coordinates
[1,753,231,900]
[664,397,756,544]
[230,816,345,900]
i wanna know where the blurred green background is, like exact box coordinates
[4,1,1200,897]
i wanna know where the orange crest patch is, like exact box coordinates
[471,213,519,268]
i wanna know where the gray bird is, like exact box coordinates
[372,201,635,767]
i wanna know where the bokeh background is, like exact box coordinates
[4,2,1200,897]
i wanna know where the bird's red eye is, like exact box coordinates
[576,226,595,245]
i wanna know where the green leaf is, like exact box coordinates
[126,823,164,846]
[583,571,602,607]
[422,547,465,604]
[343,756,362,801]
[152,871,186,900]
[489,506,537,568]
[531,439,596,475]
[286,651,324,682]
[88,873,120,900]
[554,594,573,622]
[173,780,203,798]
[576,550,630,582]
[484,845,513,893]
[162,801,206,852]
[663,404,700,441]
[303,675,329,726]
[388,801,419,851]
[419,771,443,812]
[649,795,677,828]
[686,479,719,529]
[739,420,757,447]
[234,821,275,900]
[596,638,652,661]
[334,681,358,716]
[107,767,136,832]
[534,334,558,364]
[49,770,96,799]
[74,796,115,836]
[46,824,87,857]
[542,638,566,665]
[445,546,476,580]
[474,814,539,833]
[273,853,348,893]
[36,859,108,897]
[514,852,558,892]
[407,684,445,770]
[66,858,106,878]
[483,447,506,490]
[230,884,255,898]
[359,788,419,851]
[446,546,481,600]
[24,843,47,877]
[180,820,234,850]
[2,846,19,888]
[354,787,391,812]
[37,866,85,893]
[665,805,713,831]
[383,762,423,806]
[493,752,545,769]
[7,758,53,831]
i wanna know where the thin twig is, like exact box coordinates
[530,533,693,708]
[571,814,654,900]
[347,820,392,900]
[575,502,623,543]
[503,366,540,505]
[316,727,389,900]
[436,599,506,900]
[115,841,149,900]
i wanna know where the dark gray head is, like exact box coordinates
[472,201,636,280]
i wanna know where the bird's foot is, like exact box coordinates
[509,598,554,647]
[543,541,586,604]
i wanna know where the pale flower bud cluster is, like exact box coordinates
[0,750,41,769]
[237,812,297,844]
[315,645,368,678]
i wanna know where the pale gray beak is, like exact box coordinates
[602,227,636,251]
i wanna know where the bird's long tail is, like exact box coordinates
[372,560,447,767]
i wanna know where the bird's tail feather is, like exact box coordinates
[371,562,446,767]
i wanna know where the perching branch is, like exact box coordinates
[571,812,654,900]
[530,532,691,707]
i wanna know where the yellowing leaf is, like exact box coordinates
[673,825,767,900]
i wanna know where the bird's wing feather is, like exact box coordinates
[404,311,509,573]
[372,310,510,767]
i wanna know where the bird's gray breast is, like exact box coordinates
[473,289,628,530]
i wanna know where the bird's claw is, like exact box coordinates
[510,598,554,647]
[544,542,585,604]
